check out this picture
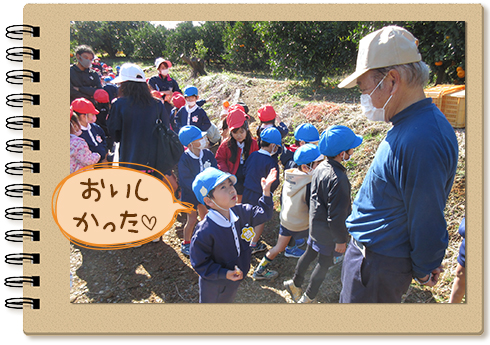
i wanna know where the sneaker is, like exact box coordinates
[181,243,190,256]
[250,242,267,255]
[284,245,305,258]
[295,238,306,248]
[298,293,314,303]
[152,236,161,243]
[333,254,344,265]
[253,268,278,281]
[284,279,303,302]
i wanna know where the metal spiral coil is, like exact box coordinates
[5,207,40,220]
[6,93,40,107]
[6,46,40,62]
[5,161,40,175]
[6,116,40,130]
[6,139,40,153]
[5,229,40,242]
[5,253,40,265]
[5,25,40,40]
[5,298,40,309]
[6,69,40,84]
[4,276,40,288]
[5,184,40,198]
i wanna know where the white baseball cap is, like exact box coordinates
[111,63,146,83]
[154,57,172,69]
[338,26,422,89]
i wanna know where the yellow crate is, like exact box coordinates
[444,90,465,128]
[424,84,466,128]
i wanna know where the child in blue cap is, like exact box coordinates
[190,166,277,302]
[177,125,218,255]
[280,123,320,170]
[284,125,363,303]
[242,127,281,254]
[253,144,324,281]
[173,86,211,133]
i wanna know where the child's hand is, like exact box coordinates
[261,168,278,196]
[226,266,243,281]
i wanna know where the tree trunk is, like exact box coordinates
[181,54,207,78]
[314,72,324,86]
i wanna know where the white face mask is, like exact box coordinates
[271,144,279,156]
[187,101,196,108]
[360,75,393,122]
[198,137,207,149]
[159,69,169,76]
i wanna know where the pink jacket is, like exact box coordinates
[70,135,101,173]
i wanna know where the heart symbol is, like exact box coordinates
[142,215,157,231]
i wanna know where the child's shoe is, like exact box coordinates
[295,238,306,248]
[250,242,267,255]
[333,254,344,265]
[284,245,305,258]
[283,279,303,302]
[181,243,190,256]
[152,236,161,243]
[253,268,278,281]
[297,293,314,303]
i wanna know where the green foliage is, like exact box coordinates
[197,21,228,64]
[163,21,199,62]
[222,22,268,71]
[193,39,209,60]
[131,22,168,59]
[255,21,358,85]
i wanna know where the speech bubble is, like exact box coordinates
[52,163,193,250]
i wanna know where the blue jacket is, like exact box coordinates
[79,123,107,163]
[346,98,458,278]
[174,106,211,133]
[107,97,170,168]
[190,195,274,286]
[148,75,181,94]
[178,149,218,205]
[243,150,280,195]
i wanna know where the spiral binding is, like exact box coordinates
[5,25,40,40]
[5,184,40,198]
[5,253,41,265]
[5,161,40,175]
[6,46,40,62]
[6,139,40,153]
[5,276,40,288]
[5,298,40,309]
[5,230,40,242]
[6,69,41,84]
[6,116,41,130]
[4,24,41,310]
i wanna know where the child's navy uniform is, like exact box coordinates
[178,149,218,207]
[174,105,211,133]
[242,149,280,206]
[190,195,274,303]
[80,122,108,163]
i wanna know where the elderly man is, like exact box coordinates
[337,26,458,303]
[70,45,102,103]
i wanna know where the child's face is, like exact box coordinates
[185,95,198,103]
[189,137,206,151]
[209,178,237,210]
[231,127,247,143]
[83,113,97,124]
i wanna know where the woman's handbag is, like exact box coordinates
[153,114,184,174]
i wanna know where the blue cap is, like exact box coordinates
[260,127,282,146]
[104,76,113,82]
[192,167,237,205]
[293,144,324,166]
[294,123,319,143]
[183,86,199,97]
[318,125,363,157]
[116,66,120,70]
[178,125,204,146]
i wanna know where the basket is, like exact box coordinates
[424,84,465,128]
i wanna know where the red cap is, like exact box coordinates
[257,105,276,122]
[94,89,110,103]
[172,93,186,109]
[109,73,115,78]
[172,91,182,98]
[227,108,247,131]
[70,98,99,115]
[151,90,164,99]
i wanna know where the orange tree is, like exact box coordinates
[254,21,357,85]
[197,21,228,65]
[222,21,268,71]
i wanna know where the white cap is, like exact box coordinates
[154,57,172,69]
[111,63,146,83]
[338,26,422,89]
